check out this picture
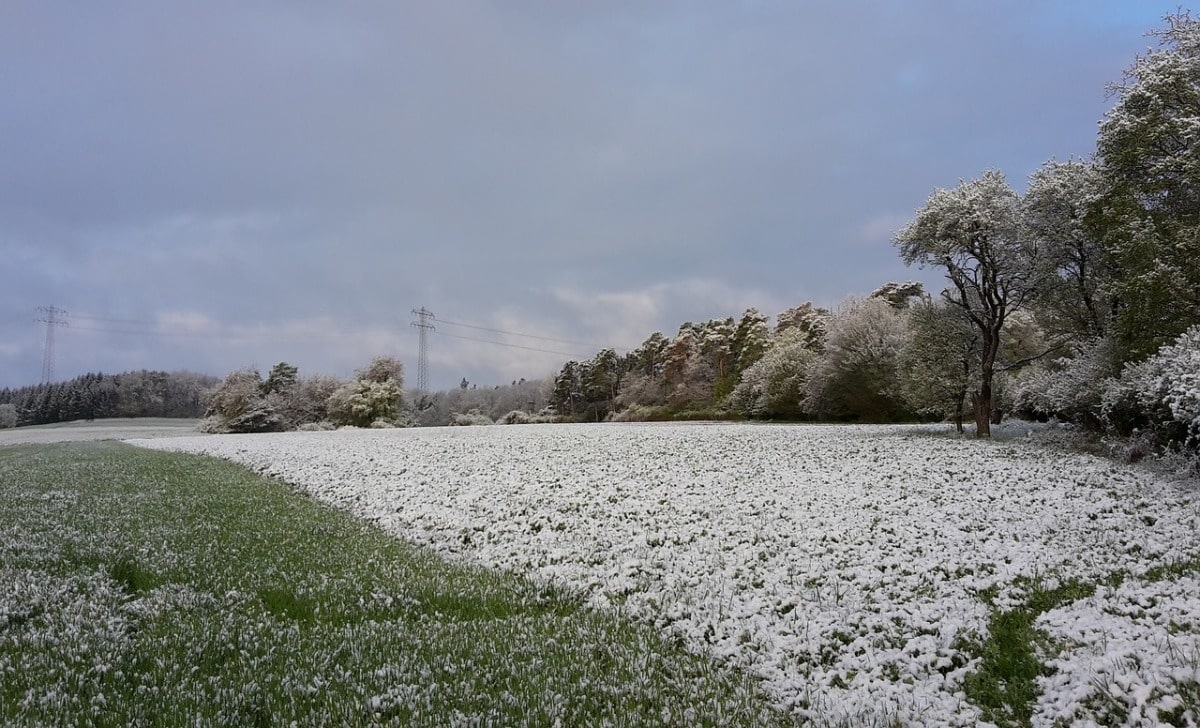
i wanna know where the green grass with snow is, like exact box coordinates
[0,442,790,727]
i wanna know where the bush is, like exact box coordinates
[1012,339,1117,428]
[450,411,493,426]
[271,374,345,429]
[500,410,531,425]
[327,380,402,428]
[1100,325,1200,456]
[204,369,284,433]
[610,404,667,422]
[0,403,16,429]
[1157,326,1200,438]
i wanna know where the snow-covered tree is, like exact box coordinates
[261,361,300,396]
[668,356,716,412]
[731,308,770,379]
[552,361,583,417]
[899,300,978,432]
[327,379,402,427]
[615,371,669,411]
[581,348,621,421]
[324,356,405,427]
[803,297,911,422]
[629,332,669,377]
[700,317,737,400]
[1023,159,1111,339]
[204,368,283,433]
[358,355,405,386]
[774,302,829,348]
[894,170,1044,436]
[870,281,927,310]
[728,330,816,419]
[0,403,16,429]
[1094,11,1200,360]
[662,327,697,387]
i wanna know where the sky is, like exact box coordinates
[0,1,1182,391]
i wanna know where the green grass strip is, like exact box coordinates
[0,442,794,727]
[963,580,1095,728]
[965,557,1200,728]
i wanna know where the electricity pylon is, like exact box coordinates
[36,305,68,383]
[411,307,435,392]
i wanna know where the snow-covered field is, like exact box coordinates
[132,423,1200,726]
[0,418,199,445]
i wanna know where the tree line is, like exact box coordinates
[551,12,1200,455]
[0,371,217,428]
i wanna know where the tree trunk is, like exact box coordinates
[973,327,1001,438]
[971,390,990,438]
[972,376,993,438]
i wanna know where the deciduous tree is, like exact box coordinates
[894,170,1042,436]
[1024,160,1111,339]
[1094,11,1200,360]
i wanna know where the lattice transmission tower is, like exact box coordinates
[36,305,68,383]
[410,307,435,392]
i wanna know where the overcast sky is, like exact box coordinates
[0,2,1179,391]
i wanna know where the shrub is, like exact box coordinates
[271,374,345,429]
[1101,325,1200,453]
[500,410,531,425]
[0,403,16,429]
[204,369,283,433]
[450,411,493,426]
[327,380,402,428]
[1012,339,1117,429]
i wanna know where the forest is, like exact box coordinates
[0,370,217,428]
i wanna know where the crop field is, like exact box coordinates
[133,423,1200,727]
[0,441,784,727]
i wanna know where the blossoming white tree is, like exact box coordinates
[894,171,1043,436]
[802,297,911,422]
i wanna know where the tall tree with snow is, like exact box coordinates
[1023,160,1111,340]
[1093,11,1200,360]
[894,170,1043,437]
[899,299,979,433]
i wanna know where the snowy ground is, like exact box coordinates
[132,423,1200,726]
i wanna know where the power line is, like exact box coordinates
[433,315,637,353]
[68,323,226,338]
[433,329,588,358]
[70,313,155,325]
[434,317,597,347]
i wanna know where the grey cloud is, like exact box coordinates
[0,1,1176,389]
